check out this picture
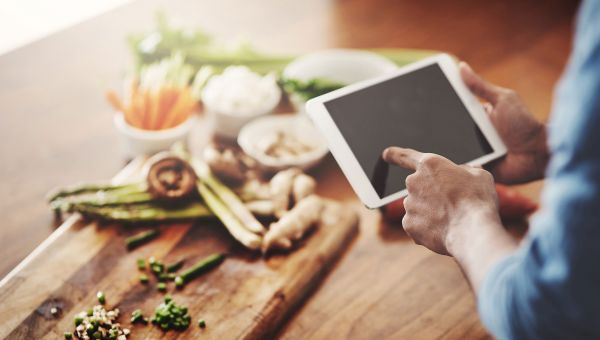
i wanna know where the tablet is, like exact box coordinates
[305,54,506,209]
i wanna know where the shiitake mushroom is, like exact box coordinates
[145,152,197,201]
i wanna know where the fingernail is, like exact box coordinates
[382,148,393,161]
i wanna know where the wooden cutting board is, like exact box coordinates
[0,157,359,339]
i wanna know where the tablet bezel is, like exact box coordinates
[305,53,507,209]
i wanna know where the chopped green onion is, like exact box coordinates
[96,291,106,304]
[139,274,149,284]
[137,258,146,270]
[178,253,225,286]
[166,259,185,273]
[125,230,160,250]
[157,282,167,292]
[174,276,184,288]
[64,332,73,339]
[74,316,83,326]
[198,319,206,328]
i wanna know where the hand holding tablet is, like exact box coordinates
[306,54,506,208]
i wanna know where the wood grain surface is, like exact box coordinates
[0,159,359,339]
[0,0,578,339]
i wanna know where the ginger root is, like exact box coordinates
[262,195,324,252]
[292,173,316,203]
[270,167,301,218]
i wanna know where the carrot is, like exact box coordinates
[141,89,152,129]
[156,86,178,129]
[148,87,162,130]
[162,87,193,129]
[106,91,126,112]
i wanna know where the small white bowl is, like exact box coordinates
[283,49,398,113]
[113,114,197,156]
[204,95,280,140]
[238,114,329,172]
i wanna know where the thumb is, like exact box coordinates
[459,62,503,105]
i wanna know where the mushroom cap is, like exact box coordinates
[144,152,197,201]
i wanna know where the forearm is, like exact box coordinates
[446,209,519,292]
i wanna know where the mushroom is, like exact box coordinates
[144,152,197,201]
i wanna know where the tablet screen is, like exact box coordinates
[323,63,493,199]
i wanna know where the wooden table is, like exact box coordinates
[0,0,577,338]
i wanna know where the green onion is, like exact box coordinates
[74,316,83,326]
[64,332,73,339]
[198,319,206,328]
[166,259,185,273]
[178,253,225,286]
[139,274,149,284]
[151,296,191,332]
[174,276,184,288]
[157,282,167,292]
[137,258,146,270]
[125,230,160,250]
[131,309,149,324]
[96,291,105,304]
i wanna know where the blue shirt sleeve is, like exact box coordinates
[477,1,600,339]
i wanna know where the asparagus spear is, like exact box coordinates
[191,158,266,234]
[197,181,262,250]
[47,182,141,203]
[51,190,155,212]
[171,143,265,235]
[74,201,212,222]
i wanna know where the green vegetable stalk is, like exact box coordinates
[176,253,225,286]
[125,230,160,250]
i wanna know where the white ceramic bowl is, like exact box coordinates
[113,114,197,156]
[283,49,398,113]
[202,72,282,140]
[238,114,329,172]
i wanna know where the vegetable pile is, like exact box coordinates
[150,295,191,332]
[106,53,198,130]
[67,304,129,340]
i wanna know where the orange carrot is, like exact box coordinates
[148,87,162,130]
[106,91,126,112]
[156,86,179,129]
[162,87,193,129]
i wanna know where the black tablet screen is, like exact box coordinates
[323,64,493,199]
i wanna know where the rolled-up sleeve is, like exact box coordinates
[477,1,600,339]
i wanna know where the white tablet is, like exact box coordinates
[305,54,506,209]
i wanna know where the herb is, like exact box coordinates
[136,258,146,270]
[177,253,225,286]
[139,274,149,284]
[151,296,191,332]
[198,319,206,328]
[131,309,149,325]
[69,304,130,339]
[157,282,167,292]
[125,230,160,250]
[96,291,106,304]
[282,78,345,101]
[166,259,185,273]
[174,276,184,288]
[64,332,72,339]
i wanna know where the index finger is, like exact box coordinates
[382,147,423,171]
